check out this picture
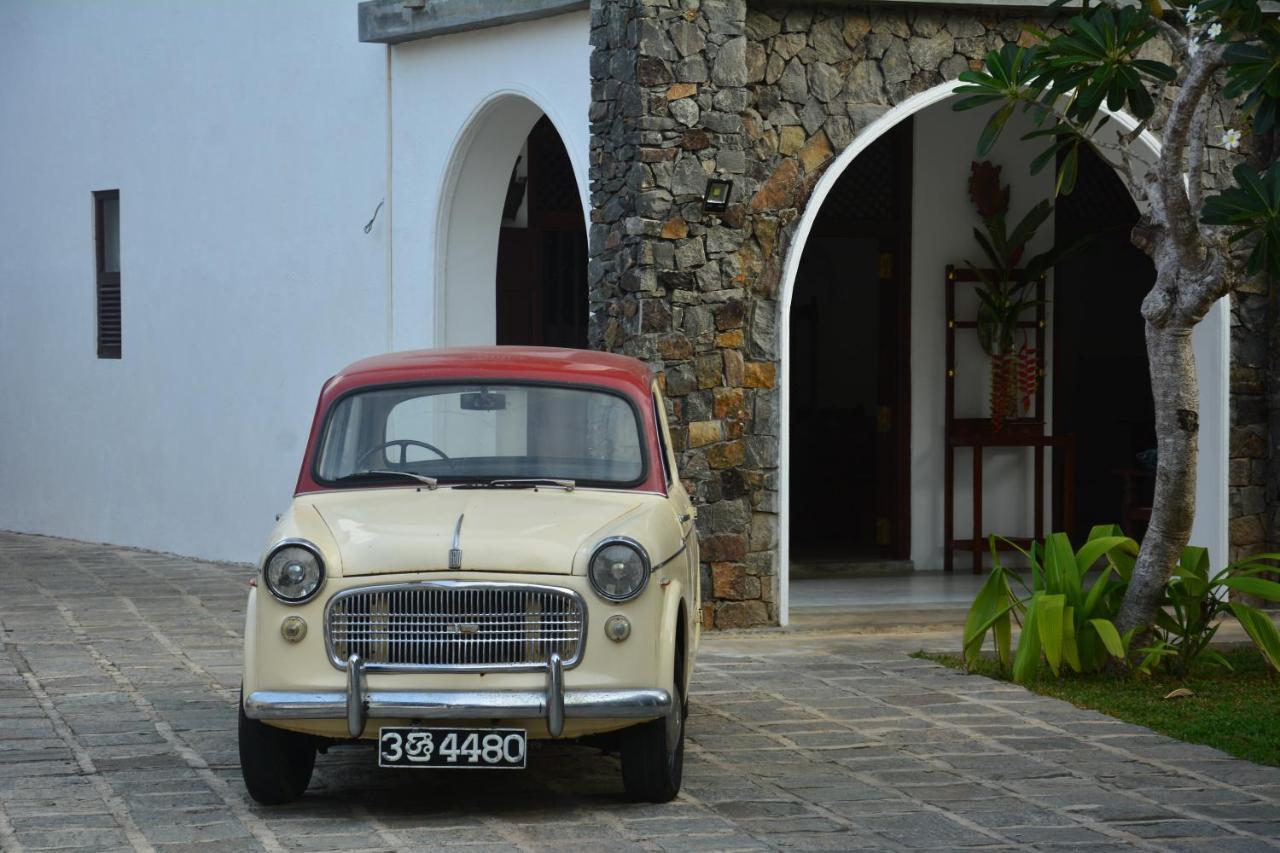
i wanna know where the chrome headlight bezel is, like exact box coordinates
[588,536,651,603]
[262,539,326,605]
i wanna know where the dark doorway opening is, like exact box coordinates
[1053,145,1157,540]
[789,120,913,563]
[496,116,588,348]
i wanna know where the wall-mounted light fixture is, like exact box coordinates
[703,178,733,212]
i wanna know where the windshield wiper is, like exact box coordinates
[334,470,438,489]
[453,478,575,491]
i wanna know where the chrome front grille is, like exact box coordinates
[325,581,586,671]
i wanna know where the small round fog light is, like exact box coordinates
[604,614,631,642]
[280,615,307,643]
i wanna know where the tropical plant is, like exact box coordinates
[967,161,1055,359]
[964,528,1280,680]
[952,0,1280,639]
[964,161,1085,428]
[1137,547,1280,674]
[964,526,1137,683]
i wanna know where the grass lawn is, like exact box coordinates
[915,647,1280,767]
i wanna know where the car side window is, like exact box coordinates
[652,387,676,488]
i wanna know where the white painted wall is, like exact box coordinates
[0,1,389,561]
[910,101,1057,570]
[0,3,592,564]
[388,10,592,350]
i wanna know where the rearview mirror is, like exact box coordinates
[460,391,507,411]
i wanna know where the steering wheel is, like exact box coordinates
[356,439,451,469]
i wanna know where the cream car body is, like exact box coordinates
[239,347,700,803]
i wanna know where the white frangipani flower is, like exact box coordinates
[1185,4,1198,23]
[1207,21,1223,39]
[1221,128,1243,150]
[1188,39,1199,55]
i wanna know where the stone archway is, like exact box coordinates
[775,80,1230,624]
[586,1,1230,630]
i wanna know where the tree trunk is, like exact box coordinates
[1115,312,1200,637]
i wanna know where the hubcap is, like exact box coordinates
[665,688,683,752]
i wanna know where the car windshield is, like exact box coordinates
[315,383,645,487]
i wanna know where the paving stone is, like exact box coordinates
[860,811,1003,847]
[1110,819,1236,838]
[2,531,1280,852]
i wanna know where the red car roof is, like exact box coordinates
[331,346,654,397]
[295,347,664,494]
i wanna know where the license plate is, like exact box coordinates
[377,727,526,769]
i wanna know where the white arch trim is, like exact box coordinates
[431,86,591,348]
[776,79,1230,625]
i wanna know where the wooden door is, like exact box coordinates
[789,120,913,561]
[496,116,587,349]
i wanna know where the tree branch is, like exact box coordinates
[1154,16,1190,58]
[1155,42,1226,270]
[1187,95,1210,216]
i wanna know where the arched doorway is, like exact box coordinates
[496,116,588,348]
[777,81,1230,624]
[435,94,588,348]
[1053,145,1156,539]
[789,121,913,565]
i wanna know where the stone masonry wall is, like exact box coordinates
[1229,129,1279,566]
[1230,289,1270,563]
[588,0,1272,628]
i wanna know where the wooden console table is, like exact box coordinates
[944,424,1077,573]
[943,265,1076,573]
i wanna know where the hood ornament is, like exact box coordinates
[449,513,464,569]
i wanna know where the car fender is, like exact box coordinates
[657,577,688,698]
[261,502,344,578]
[242,587,260,700]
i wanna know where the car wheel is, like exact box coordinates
[238,697,316,804]
[620,680,685,803]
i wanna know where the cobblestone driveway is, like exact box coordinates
[2,532,1278,852]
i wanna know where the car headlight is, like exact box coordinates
[588,537,650,602]
[263,542,325,605]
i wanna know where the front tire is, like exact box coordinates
[620,682,685,802]
[238,699,316,804]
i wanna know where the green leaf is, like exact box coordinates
[1044,532,1080,605]
[1128,81,1155,121]
[1088,618,1127,659]
[1221,576,1280,603]
[1201,162,1280,279]
[1062,607,1082,673]
[964,568,1017,668]
[1075,536,1135,577]
[1222,25,1280,133]
[1132,59,1177,82]
[1007,200,1054,254]
[1230,604,1280,673]
[1038,593,1067,676]
[978,102,1017,156]
[1056,142,1080,196]
[994,606,1012,668]
[1178,545,1211,580]
[1081,565,1119,620]
[1199,648,1235,672]
[1012,594,1043,683]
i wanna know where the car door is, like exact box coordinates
[651,384,698,612]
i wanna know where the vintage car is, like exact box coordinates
[239,346,700,803]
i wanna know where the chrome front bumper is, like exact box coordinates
[243,653,671,738]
